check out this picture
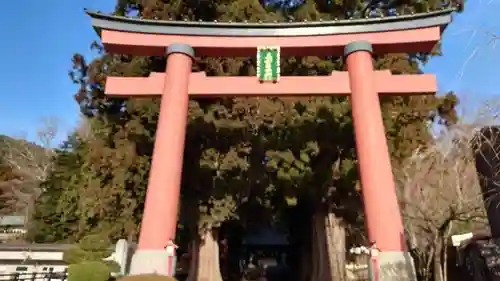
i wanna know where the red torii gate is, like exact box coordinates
[87,8,457,280]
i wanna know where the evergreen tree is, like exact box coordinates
[28,137,85,242]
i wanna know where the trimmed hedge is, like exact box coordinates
[68,261,111,281]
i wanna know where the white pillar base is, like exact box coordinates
[374,251,417,281]
[129,249,177,276]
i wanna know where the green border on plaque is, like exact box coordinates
[256,46,280,82]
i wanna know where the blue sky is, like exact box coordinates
[0,0,498,145]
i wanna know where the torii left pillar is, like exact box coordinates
[129,43,194,276]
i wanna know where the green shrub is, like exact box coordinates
[63,246,88,264]
[118,274,177,281]
[63,234,120,273]
[78,234,112,253]
[68,261,111,281]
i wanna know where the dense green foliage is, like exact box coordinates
[64,234,112,263]
[63,234,120,274]
[29,0,458,250]
[67,261,111,281]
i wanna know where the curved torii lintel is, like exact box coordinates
[86,9,456,57]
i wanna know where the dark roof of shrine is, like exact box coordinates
[86,8,457,37]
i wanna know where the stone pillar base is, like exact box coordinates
[375,251,416,281]
[129,250,177,276]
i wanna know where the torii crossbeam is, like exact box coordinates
[105,71,436,97]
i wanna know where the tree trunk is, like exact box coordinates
[187,227,224,281]
[299,233,312,281]
[433,239,444,281]
[309,212,346,281]
[326,213,346,281]
[310,214,326,281]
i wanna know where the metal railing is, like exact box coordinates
[0,271,67,281]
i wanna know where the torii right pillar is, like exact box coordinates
[345,41,415,281]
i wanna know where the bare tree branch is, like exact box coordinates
[395,99,499,281]
[0,117,60,215]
